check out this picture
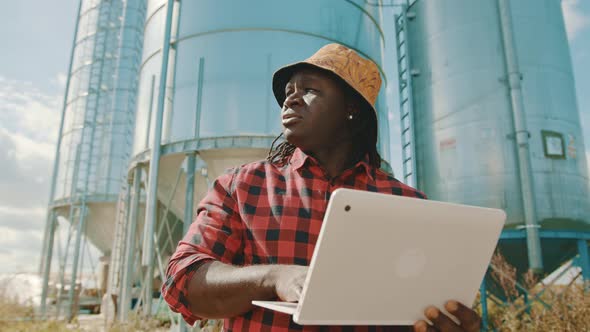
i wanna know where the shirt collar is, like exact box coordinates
[289,148,375,181]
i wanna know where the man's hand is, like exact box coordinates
[271,265,309,302]
[186,262,309,318]
[413,300,481,332]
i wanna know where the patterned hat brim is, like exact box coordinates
[272,61,377,117]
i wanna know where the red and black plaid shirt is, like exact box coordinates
[163,148,427,331]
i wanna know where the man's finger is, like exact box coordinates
[445,300,481,332]
[413,320,437,332]
[424,306,462,332]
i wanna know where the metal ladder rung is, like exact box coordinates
[403,157,412,164]
[403,141,411,149]
[402,128,410,135]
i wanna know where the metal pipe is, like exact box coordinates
[184,154,196,236]
[142,0,176,316]
[39,0,84,317]
[119,167,143,321]
[144,75,156,150]
[193,57,205,138]
[497,0,543,272]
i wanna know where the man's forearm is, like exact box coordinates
[186,261,279,319]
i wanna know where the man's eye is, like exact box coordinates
[305,88,317,93]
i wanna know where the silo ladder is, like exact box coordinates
[106,179,130,313]
[394,8,418,188]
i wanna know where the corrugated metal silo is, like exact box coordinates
[39,0,146,319]
[399,0,590,274]
[112,0,391,319]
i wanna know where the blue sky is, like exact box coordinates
[0,1,588,274]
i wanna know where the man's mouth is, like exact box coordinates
[282,116,302,126]
[282,112,302,126]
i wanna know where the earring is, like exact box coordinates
[348,114,353,120]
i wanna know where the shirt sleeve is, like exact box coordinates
[162,169,244,325]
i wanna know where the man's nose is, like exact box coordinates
[283,91,303,110]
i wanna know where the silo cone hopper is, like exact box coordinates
[154,147,270,240]
[51,203,118,254]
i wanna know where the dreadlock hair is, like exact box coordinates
[267,73,382,169]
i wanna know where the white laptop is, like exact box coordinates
[252,188,506,326]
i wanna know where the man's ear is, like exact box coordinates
[346,102,360,117]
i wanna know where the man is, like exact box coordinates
[163,44,481,332]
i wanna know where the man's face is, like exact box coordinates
[281,68,351,152]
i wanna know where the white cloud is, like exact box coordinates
[562,0,590,42]
[0,131,52,208]
[0,75,61,209]
[0,77,61,143]
[0,128,54,162]
[0,226,44,273]
[0,76,63,274]
[0,74,103,277]
[0,75,62,164]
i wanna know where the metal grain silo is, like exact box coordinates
[109,0,390,322]
[396,0,590,276]
[39,0,146,319]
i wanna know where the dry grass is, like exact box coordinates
[0,296,167,332]
[2,257,588,331]
[0,294,75,332]
[482,252,590,332]
[107,313,169,332]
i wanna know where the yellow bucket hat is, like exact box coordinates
[272,43,382,115]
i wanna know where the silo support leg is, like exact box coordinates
[152,230,176,325]
[120,167,143,322]
[179,153,197,332]
[67,205,88,321]
[577,239,590,287]
[40,210,57,318]
[479,274,489,332]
